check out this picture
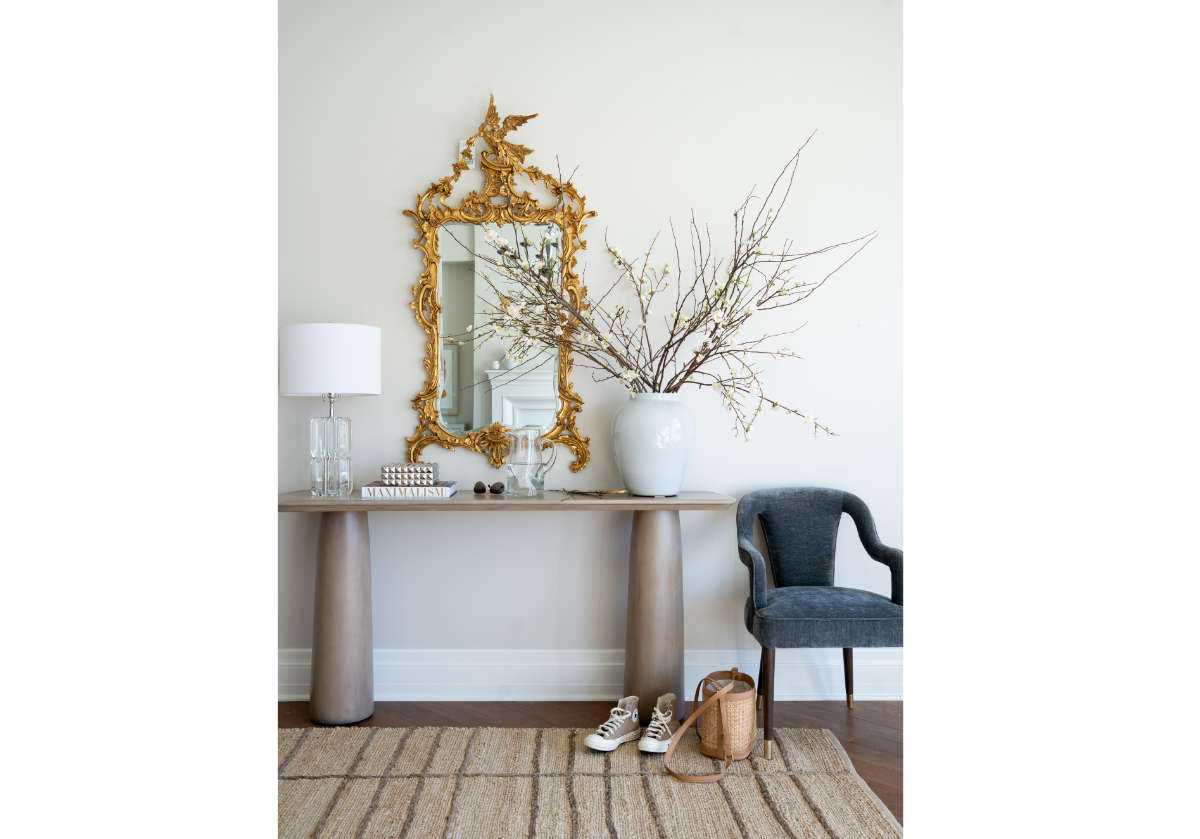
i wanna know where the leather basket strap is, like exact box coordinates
[692,677,709,742]
[664,678,734,783]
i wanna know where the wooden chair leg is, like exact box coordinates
[762,647,776,759]
[843,647,854,710]
[757,646,766,709]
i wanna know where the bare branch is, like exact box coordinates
[453,144,872,435]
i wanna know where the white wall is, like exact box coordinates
[279,0,902,699]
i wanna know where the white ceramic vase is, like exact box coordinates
[611,392,695,496]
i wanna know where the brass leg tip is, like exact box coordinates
[847,694,854,710]
[763,740,773,760]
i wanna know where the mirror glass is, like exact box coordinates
[435,221,561,435]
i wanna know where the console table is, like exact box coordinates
[279,490,735,724]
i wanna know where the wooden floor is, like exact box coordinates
[279,700,902,824]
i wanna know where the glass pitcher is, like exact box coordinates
[505,426,557,497]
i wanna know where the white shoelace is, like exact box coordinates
[646,705,673,740]
[595,706,632,737]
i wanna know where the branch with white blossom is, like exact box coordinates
[446,146,874,439]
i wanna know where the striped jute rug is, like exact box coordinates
[279,726,901,838]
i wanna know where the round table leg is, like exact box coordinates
[311,510,373,724]
[623,509,684,719]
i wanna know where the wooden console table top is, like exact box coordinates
[278,490,735,513]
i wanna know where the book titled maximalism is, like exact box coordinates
[360,481,457,500]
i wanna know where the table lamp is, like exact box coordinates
[280,323,382,496]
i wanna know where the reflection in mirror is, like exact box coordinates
[437,222,560,435]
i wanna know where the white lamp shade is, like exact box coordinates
[280,323,382,396]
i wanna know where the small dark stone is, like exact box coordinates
[489,482,505,494]
[473,481,487,494]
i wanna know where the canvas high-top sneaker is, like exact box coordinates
[638,693,677,753]
[583,696,640,752]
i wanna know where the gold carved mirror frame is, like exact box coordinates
[404,96,595,470]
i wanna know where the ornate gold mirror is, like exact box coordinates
[404,96,594,470]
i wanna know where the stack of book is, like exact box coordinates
[361,462,456,499]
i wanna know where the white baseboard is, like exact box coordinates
[279,647,902,702]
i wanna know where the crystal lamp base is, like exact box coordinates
[310,416,353,497]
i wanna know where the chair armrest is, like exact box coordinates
[738,538,769,611]
[874,545,903,606]
[843,493,904,606]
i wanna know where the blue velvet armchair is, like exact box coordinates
[738,487,902,758]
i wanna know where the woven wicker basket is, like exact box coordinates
[696,668,757,760]
[665,667,757,783]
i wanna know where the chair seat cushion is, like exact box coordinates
[745,586,903,648]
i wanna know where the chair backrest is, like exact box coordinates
[737,487,847,588]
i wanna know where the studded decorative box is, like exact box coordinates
[379,462,440,486]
